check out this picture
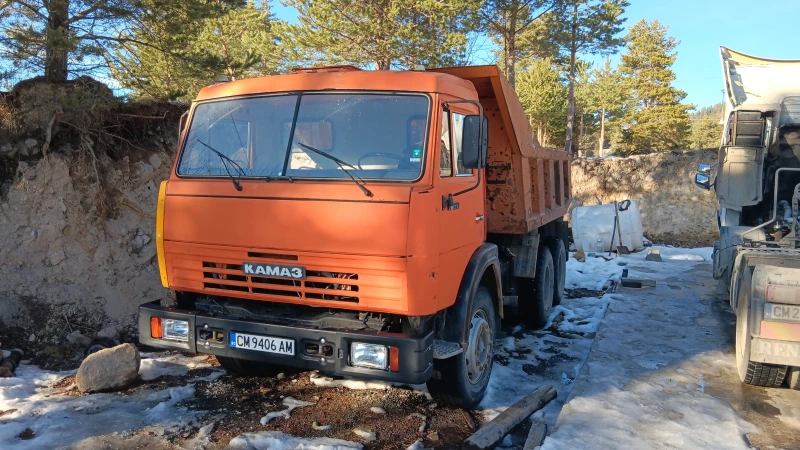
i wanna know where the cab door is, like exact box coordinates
[435,101,486,305]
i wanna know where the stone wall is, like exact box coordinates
[569,149,719,247]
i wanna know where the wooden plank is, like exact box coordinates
[463,385,557,450]
[523,422,547,450]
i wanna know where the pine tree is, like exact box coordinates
[690,103,724,149]
[0,0,141,80]
[587,57,629,155]
[523,0,628,153]
[516,58,568,148]
[480,0,556,87]
[113,0,291,100]
[285,0,480,70]
[619,19,693,154]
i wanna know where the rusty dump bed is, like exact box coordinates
[431,66,572,235]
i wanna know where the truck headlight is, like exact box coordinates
[350,342,388,370]
[162,319,189,342]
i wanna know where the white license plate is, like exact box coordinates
[765,303,800,322]
[229,332,295,355]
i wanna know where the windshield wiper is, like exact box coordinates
[196,140,245,191]
[296,142,373,198]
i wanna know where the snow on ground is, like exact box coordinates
[139,352,216,381]
[543,246,759,450]
[479,264,619,428]
[2,245,759,450]
[0,352,220,449]
[229,431,362,450]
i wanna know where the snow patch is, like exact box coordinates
[260,396,315,425]
[139,353,212,381]
[229,431,362,450]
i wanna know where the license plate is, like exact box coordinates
[765,303,800,322]
[243,262,306,280]
[229,332,295,355]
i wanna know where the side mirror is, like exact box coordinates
[698,163,711,174]
[695,172,711,190]
[462,115,488,169]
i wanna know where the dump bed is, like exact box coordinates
[430,65,571,235]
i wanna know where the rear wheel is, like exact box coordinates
[216,356,279,377]
[735,268,788,387]
[427,286,497,408]
[519,246,554,329]
[546,239,567,306]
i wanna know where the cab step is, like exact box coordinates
[433,340,463,359]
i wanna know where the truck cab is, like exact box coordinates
[697,48,800,389]
[140,65,570,407]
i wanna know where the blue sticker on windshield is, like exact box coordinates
[410,148,422,162]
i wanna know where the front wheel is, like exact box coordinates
[427,286,497,408]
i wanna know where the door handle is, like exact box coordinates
[475,215,485,221]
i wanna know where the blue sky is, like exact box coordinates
[272,0,798,110]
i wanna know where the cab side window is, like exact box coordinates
[440,110,452,177]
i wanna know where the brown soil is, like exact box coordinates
[186,370,474,449]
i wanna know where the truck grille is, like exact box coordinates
[202,262,359,303]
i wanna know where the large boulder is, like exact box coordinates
[76,343,140,393]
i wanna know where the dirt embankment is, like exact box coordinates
[0,78,184,352]
[569,149,719,247]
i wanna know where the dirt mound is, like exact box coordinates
[0,83,185,354]
[570,150,719,247]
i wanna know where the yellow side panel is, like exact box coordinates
[156,181,169,287]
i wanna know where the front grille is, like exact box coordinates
[201,262,359,303]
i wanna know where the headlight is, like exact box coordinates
[162,319,189,342]
[350,342,388,370]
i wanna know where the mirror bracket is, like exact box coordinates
[444,99,486,198]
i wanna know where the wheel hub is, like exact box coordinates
[466,313,492,384]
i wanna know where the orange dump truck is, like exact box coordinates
[140,65,571,407]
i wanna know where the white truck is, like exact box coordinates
[695,47,800,388]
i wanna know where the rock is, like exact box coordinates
[426,431,439,441]
[66,330,92,347]
[370,406,387,414]
[24,138,38,149]
[28,334,35,342]
[645,248,663,262]
[76,343,140,393]
[149,153,162,170]
[0,143,13,154]
[97,325,120,340]
[46,246,66,266]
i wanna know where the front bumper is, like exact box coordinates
[138,301,433,384]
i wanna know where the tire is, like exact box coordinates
[545,239,567,306]
[216,356,279,377]
[518,246,555,329]
[789,367,800,390]
[735,268,788,387]
[427,286,497,408]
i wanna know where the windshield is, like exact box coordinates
[178,93,429,181]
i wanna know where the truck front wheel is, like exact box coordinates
[427,286,497,408]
